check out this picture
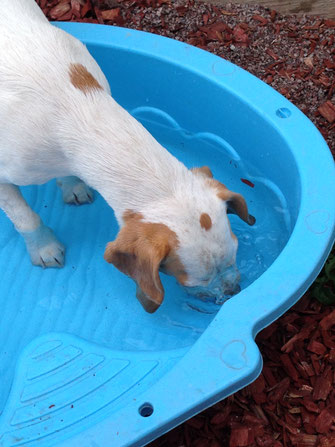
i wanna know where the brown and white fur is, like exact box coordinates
[0,0,255,313]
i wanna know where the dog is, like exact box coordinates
[0,0,255,313]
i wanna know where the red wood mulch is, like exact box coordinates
[38,1,335,446]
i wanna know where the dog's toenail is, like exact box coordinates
[73,193,80,205]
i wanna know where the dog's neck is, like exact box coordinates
[59,93,189,222]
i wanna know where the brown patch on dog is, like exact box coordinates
[69,63,102,94]
[160,249,188,286]
[191,166,213,178]
[104,211,187,313]
[200,213,212,231]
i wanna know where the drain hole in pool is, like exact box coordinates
[276,107,291,118]
[139,403,154,417]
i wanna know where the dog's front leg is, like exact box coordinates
[0,183,65,268]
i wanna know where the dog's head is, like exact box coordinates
[104,166,255,313]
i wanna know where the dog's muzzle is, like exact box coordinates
[184,266,242,304]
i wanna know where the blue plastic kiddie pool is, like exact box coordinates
[0,24,334,447]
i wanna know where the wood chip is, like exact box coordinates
[307,340,327,355]
[290,434,318,447]
[229,425,251,447]
[315,409,335,434]
[241,178,254,188]
[324,20,335,27]
[319,434,335,447]
[304,55,314,69]
[318,101,335,124]
[100,8,121,21]
[49,1,71,19]
[280,354,299,382]
[302,398,320,414]
[252,14,268,26]
[312,368,333,401]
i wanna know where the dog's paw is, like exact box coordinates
[62,182,94,205]
[21,225,65,268]
[57,177,94,205]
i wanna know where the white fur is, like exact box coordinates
[0,0,240,292]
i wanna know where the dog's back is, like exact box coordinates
[0,0,110,184]
[0,0,109,98]
[1,0,47,25]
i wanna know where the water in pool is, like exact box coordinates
[0,112,290,413]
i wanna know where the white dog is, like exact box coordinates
[0,0,255,312]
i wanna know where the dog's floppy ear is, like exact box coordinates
[104,213,174,313]
[225,192,256,226]
[217,185,256,226]
[193,166,255,226]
